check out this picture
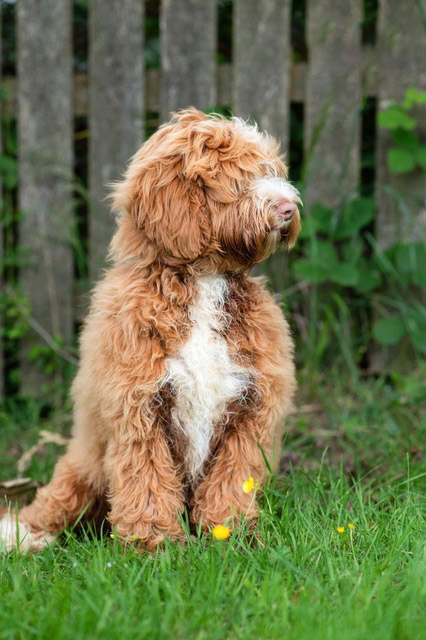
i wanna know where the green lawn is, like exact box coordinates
[0,367,425,640]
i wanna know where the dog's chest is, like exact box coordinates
[164,275,250,480]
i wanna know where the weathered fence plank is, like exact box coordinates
[234,0,292,151]
[376,0,426,248]
[160,0,217,122]
[17,0,73,394]
[305,0,363,208]
[89,0,144,278]
[4,57,380,118]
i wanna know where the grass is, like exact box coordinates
[0,367,425,640]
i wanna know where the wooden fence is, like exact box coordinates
[0,0,425,396]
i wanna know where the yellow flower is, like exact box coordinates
[110,533,115,539]
[242,476,259,493]
[336,526,345,533]
[348,523,355,530]
[212,525,231,540]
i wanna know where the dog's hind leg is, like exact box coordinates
[0,447,103,553]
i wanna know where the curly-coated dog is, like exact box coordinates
[0,108,301,552]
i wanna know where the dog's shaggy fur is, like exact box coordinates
[1,109,301,552]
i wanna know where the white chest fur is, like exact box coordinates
[164,275,251,480]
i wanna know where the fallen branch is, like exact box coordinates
[17,430,70,475]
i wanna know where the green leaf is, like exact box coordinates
[406,306,426,352]
[403,87,426,109]
[310,203,334,233]
[391,129,420,151]
[412,268,426,288]
[335,197,375,239]
[415,146,426,170]
[298,216,318,239]
[408,324,426,353]
[378,106,416,130]
[395,243,426,287]
[0,154,17,189]
[308,240,339,271]
[395,243,426,273]
[329,263,359,287]
[342,237,364,264]
[354,265,382,293]
[373,314,406,346]
[395,244,411,272]
[299,204,335,239]
[387,148,416,173]
[293,260,328,284]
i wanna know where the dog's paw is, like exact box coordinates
[0,514,55,553]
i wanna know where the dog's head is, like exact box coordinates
[111,108,301,271]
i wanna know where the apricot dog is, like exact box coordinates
[0,109,301,552]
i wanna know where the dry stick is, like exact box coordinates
[17,430,70,476]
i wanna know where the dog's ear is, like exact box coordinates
[112,153,212,263]
[136,165,212,261]
[111,111,238,263]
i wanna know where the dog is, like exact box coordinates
[0,108,301,552]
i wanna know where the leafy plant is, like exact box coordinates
[275,87,426,367]
[293,198,376,289]
[278,192,426,364]
[371,241,426,352]
[378,88,426,174]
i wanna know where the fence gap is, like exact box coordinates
[218,0,233,65]
[145,0,160,71]
[1,110,19,397]
[73,115,89,331]
[1,0,15,75]
[0,0,3,399]
[74,0,88,73]
[362,0,378,45]
[289,103,304,184]
[361,97,377,198]
[88,0,144,279]
[72,1,89,330]
[234,0,292,150]
[145,0,160,136]
[17,0,74,395]
[291,0,307,62]
[376,0,426,249]
[160,0,217,122]
[305,0,363,209]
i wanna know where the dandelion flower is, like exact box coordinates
[242,477,259,493]
[336,526,345,533]
[212,525,231,540]
[348,523,355,530]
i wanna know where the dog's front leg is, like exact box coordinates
[191,423,266,530]
[106,429,185,550]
